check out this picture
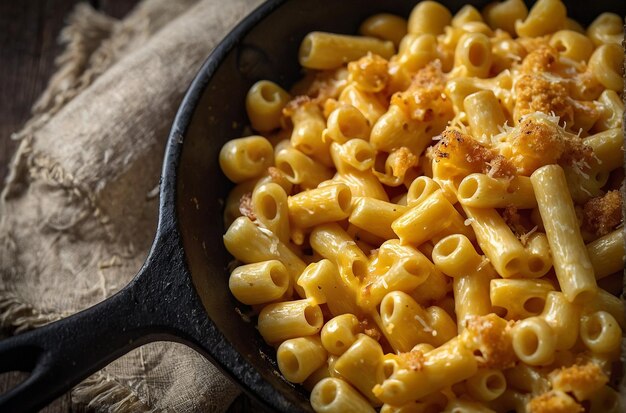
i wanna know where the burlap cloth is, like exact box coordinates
[0,0,263,411]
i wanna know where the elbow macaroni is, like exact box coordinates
[220,2,625,412]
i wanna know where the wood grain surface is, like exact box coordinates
[0,2,133,411]
[0,0,136,190]
[0,1,263,411]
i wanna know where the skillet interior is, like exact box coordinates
[174,0,626,410]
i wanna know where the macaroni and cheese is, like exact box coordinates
[219,0,625,411]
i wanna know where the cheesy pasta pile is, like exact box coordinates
[219,0,625,411]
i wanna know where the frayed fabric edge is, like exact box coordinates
[12,4,117,141]
[0,289,66,334]
[72,372,153,413]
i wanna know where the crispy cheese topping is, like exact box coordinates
[462,314,516,369]
[497,113,592,175]
[515,73,573,124]
[238,192,255,221]
[283,95,315,116]
[583,190,623,236]
[348,53,389,93]
[434,129,516,179]
[391,62,453,123]
[528,390,584,413]
[397,349,426,372]
[292,68,349,104]
[502,206,535,243]
[382,147,418,179]
[549,362,608,398]
[359,318,382,342]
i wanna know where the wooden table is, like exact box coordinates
[0,1,259,411]
[0,2,137,411]
[0,0,139,189]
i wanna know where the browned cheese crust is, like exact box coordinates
[434,128,516,179]
[238,192,256,221]
[549,362,608,396]
[462,314,516,370]
[397,349,426,372]
[504,115,592,175]
[528,390,583,413]
[348,53,390,93]
[391,62,453,123]
[583,190,623,236]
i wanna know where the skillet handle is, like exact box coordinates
[0,282,151,413]
[0,230,196,413]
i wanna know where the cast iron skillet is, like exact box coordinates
[0,0,623,411]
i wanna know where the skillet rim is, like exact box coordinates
[159,0,308,412]
[158,0,626,411]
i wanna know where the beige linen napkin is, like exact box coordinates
[0,0,262,411]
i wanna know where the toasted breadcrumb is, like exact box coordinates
[520,45,559,75]
[283,95,314,117]
[267,166,291,191]
[503,206,528,240]
[515,74,573,124]
[387,147,418,178]
[583,190,623,236]
[462,314,516,369]
[295,68,349,104]
[514,46,600,132]
[397,350,426,372]
[502,206,537,245]
[238,192,255,220]
[499,113,592,175]
[359,318,382,341]
[549,362,608,401]
[348,53,389,93]
[434,129,516,179]
[527,390,583,413]
[391,62,453,123]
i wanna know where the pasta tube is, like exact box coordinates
[457,174,536,209]
[229,260,291,305]
[310,378,376,413]
[349,197,406,240]
[277,336,327,383]
[258,299,324,344]
[299,32,395,70]
[223,217,306,295]
[531,165,597,304]
[245,80,290,132]
[320,314,361,356]
[309,223,369,281]
[374,337,477,404]
[392,190,461,246]
[297,259,360,317]
[333,334,385,405]
[433,234,493,331]
[219,136,274,183]
[288,184,352,228]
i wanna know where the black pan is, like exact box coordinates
[0,0,623,412]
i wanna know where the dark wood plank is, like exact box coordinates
[0,0,80,189]
[0,0,140,189]
[0,3,140,411]
[98,0,139,19]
